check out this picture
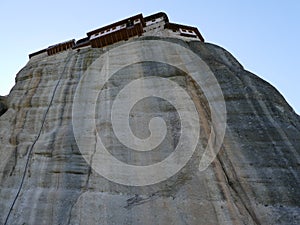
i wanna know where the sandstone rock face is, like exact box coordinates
[0,37,299,225]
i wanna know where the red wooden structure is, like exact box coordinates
[87,14,145,48]
[28,12,205,58]
[47,39,75,56]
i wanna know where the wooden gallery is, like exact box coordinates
[29,12,204,59]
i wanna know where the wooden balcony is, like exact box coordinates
[90,23,144,48]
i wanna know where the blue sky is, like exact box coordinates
[0,1,299,114]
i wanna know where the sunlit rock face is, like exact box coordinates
[0,36,299,225]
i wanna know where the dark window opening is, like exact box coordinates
[126,20,134,28]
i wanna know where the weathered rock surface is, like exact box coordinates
[0,36,299,225]
[0,96,8,117]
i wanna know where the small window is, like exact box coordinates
[112,27,116,30]
[152,19,156,22]
[126,20,134,28]
[101,31,104,34]
[135,19,139,22]
[182,29,187,32]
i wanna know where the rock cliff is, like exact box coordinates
[0,36,299,225]
[0,96,7,117]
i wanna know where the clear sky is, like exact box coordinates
[0,1,299,114]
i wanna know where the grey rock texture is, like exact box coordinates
[0,96,8,117]
[0,36,299,225]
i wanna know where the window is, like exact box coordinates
[152,19,156,22]
[126,19,134,28]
